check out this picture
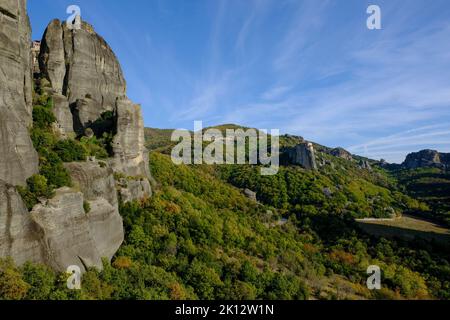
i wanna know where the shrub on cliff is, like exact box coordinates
[0,259,30,300]
[79,136,109,159]
[54,139,87,162]
[38,149,72,189]
[32,105,56,129]
[17,174,54,210]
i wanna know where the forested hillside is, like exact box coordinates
[391,167,450,226]
[2,126,449,300]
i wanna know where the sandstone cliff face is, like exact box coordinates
[287,142,318,170]
[39,20,126,127]
[51,93,74,137]
[0,161,124,272]
[0,180,43,265]
[39,19,150,181]
[0,4,149,271]
[118,179,152,203]
[110,97,151,178]
[0,0,39,186]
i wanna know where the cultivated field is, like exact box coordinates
[356,215,450,244]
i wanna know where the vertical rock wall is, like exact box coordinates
[287,142,318,170]
[0,2,148,271]
[39,19,150,182]
[0,0,38,186]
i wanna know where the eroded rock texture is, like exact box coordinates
[0,0,38,186]
[39,20,126,123]
[118,178,152,203]
[287,142,318,170]
[56,161,124,271]
[51,93,74,137]
[110,97,151,178]
[0,180,43,265]
[0,4,150,271]
[39,18,150,180]
[0,161,124,272]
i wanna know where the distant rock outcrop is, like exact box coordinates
[330,147,353,161]
[359,159,372,171]
[0,0,39,186]
[403,149,449,169]
[287,142,318,170]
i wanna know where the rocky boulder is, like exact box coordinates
[30,187,106,271]
[243,188,257,202]
[64,161,124,264]
[51,93,74,137]
[0,4,150,272]
[0,0,39,186]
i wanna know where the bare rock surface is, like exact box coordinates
[30,187,104,271]
[119,178,152,203]
[51,93,74,137]
[0,161,124,272]
[110,97,151,178]
[0,3,150,271]
[39,20,126,120]
[287,142,318,170]
[0,0,38,186]
[244,188,257,202]
[0,180,43,265]
[403,149,450,169]
[39,18,151,180]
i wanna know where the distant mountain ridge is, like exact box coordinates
[402,149,450,169]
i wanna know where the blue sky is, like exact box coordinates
[28,0,450,163]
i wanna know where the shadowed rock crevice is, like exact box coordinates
[0,6,18,20]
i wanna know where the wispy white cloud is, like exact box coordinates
[261,85,292,100]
